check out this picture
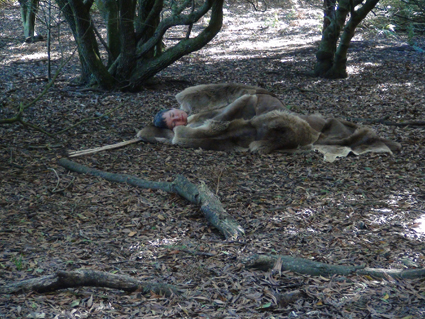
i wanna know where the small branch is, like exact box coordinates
[91,18,114,60]
[185,0,195,39]
[245,0,268,12]
[245,254,425,279]
[57,159,244,239]
[19,119,56,138]
[0,269,181,296]
[69,138,141,157]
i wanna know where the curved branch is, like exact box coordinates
[57,158,244,239]
[130,0,223,88]
[135,0,164,41]
[245,254,425,279]
[135,0,215,59]
[0,269,181,296]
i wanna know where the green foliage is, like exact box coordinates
[375,0,425,33]
[12,254,24,271]
[264,10,280,28]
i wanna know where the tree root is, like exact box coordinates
[245,254,425,279]
[57,158,244,240]
[0,270,181,296]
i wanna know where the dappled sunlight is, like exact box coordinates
[148,237,181,247]
[1,2,425,317]
[413,214,425,234]
[200,7,322,60]
[346,62,383,75]
[9,51,48,62]
[128,231,188,260]
[281,185,425,246]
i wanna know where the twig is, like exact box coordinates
[69,138,140,157]
[215,167,224,195]
[48,168,61,192]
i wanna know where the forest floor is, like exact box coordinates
[1,2,425,318]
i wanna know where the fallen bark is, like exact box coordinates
[57,158,244,239]
[245,254,425,279]
[0,270,180,296]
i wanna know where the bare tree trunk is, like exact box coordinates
[326,0,380,78]
[315,0,350,78]
[130,0,224,90]
[315,0,379,79]
[67,0,116,89]
[322,0,336,32]
[19,0,40,38]
[56,0,96,84]
[136,0,163,59]
[95,0,120,66]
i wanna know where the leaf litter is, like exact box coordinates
[1,3,425,318]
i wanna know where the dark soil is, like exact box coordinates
[1,3,425,318]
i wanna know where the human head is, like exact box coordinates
[153,108,187,129]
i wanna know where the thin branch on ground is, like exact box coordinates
[0,269,182,296]
[245,254,425,279]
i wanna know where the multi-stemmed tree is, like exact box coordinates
[315,0,380,78]
[54,0,224,90]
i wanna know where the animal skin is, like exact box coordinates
[186,93,288,127]
[172,110,320,154]
[139,83,401,160]
[176,83,276,114]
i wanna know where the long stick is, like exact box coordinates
[69,138,140,157]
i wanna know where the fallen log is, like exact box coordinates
[245,254,425,279]
[0,269,181,296]
[57,158,244,240]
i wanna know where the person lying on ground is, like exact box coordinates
[137,83,400,159]
[152,93,306,130]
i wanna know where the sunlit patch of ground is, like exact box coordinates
[412,214,425,234]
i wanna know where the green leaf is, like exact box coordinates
[257,302,272,309]
[70,299,80,307]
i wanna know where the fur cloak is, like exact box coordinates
[137,84,401,162]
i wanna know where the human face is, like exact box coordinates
[163,108,188,129]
